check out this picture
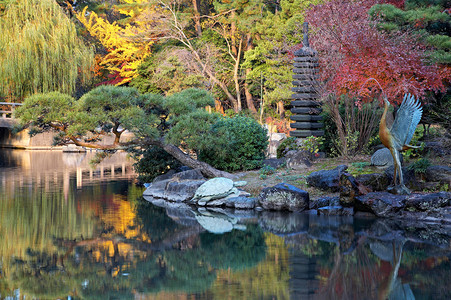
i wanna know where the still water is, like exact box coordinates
[0,150,450,300]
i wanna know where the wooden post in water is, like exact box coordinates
[77,167,82,188]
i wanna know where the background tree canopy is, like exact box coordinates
[2,0,450,160]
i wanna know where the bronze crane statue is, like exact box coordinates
[379,93,422,194]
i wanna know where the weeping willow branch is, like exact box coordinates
[0,0,94,100]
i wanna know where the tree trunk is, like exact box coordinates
[233,38,243,112]
[69,133,234,179]
[231,12,237,56]
[190,48,237,109]
[158,141,235,179]
[277,101,285,118]
[192,0,202,36]
[244,34,257,114]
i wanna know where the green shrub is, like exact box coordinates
[132,146,182,183]
[198,116,268,171]
[276,137,298,158]
[408,158,431,176]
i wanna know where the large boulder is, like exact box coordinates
[425,165,451,184]
[307,165,348,192]
[310,196,340,209]
[356,191,451,222]
[285,150,312,170]
[356,173,390,192]
[404,192,450,211]
[371,148,396,169]
[143,169,206,202]
[384,166,418,189]
[262,158,286,169]
[258,183,309,212]
[354,192,407,218]
[339,173,371,207]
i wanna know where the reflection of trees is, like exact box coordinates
[134,197,186,241]
[0,185,96,263]
[0,190,268,299]
[200,224,266,271]
[294,221,450,300]
[315,240,381,300]
[212,233,290,300]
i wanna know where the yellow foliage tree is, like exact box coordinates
[76,4,154,85]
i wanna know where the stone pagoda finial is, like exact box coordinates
[303,22,309,48]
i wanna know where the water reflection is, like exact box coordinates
[0,150,450,299]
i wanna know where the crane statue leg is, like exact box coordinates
[389,148,411,195]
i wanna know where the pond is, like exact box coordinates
[0,149,450,300]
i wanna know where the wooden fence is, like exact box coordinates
[0,102,22,119]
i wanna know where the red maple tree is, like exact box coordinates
[303,0,449,156]
[305,0,449,104]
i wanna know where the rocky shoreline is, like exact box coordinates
[143,165,451,224]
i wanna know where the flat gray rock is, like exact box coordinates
[193,177,234,200]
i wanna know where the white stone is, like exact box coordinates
[193,177,234,200]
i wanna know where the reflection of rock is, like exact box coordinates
[62,144,86,152]
[388,280,415,300]
[258,183,309,211]
[317,206,353,216]
[195,212,235,234]
[62,152,86,167]
[143,195,256,234]
[370,241,397,262]
[194,208,248,234]
[258,211,309,234]
[308,214,354,244]
[143,196,198,226]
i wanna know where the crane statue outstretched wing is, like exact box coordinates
[390,93,422,150]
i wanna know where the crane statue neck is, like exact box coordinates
[380,98,390,131]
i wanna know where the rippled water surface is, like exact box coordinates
[0,150,450,299]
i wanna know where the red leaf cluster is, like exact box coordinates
[305,0,448,105]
